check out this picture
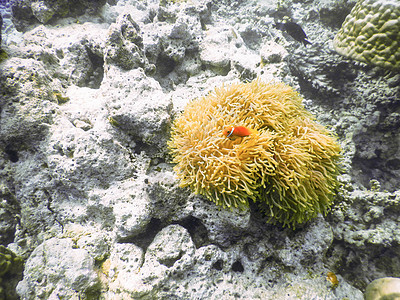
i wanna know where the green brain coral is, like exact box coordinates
[168,80,341,228]
[333,0,400,70]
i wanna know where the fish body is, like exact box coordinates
[223,126,253,140]
[274,21,311,46]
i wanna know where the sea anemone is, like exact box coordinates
[168,80,341,227]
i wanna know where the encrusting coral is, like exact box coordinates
[168,80,341,227]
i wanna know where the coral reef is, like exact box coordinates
[0,0,398,299]
[364,277,400,300]
[327,188,400,290]
[16,238,100,299]
[104,14,151,71]
[11,0,107,30]
[333,0,400,70]
[169,80,341,227]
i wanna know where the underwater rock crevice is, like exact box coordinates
[119,217,164,251]
[231,260,244,272]
[155,52,177,78]
[4,145,19,163]
[0,184,20,246]
[83,46,104,89]
[212,259,223,271]
[174,216,210,249]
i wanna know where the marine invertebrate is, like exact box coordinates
[326,271,339,289]
[168,80,341,227]
[333,0,400,70]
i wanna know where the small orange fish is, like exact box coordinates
[326,271,339,289]
[223,126,253,140]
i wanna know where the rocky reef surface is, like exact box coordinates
[0,0,399,299]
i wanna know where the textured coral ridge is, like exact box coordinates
[333,0,400,70]
[169,80,341,227]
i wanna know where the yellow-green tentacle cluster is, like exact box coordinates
[168,80,341,228]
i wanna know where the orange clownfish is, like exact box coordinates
[223,126,253,140]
